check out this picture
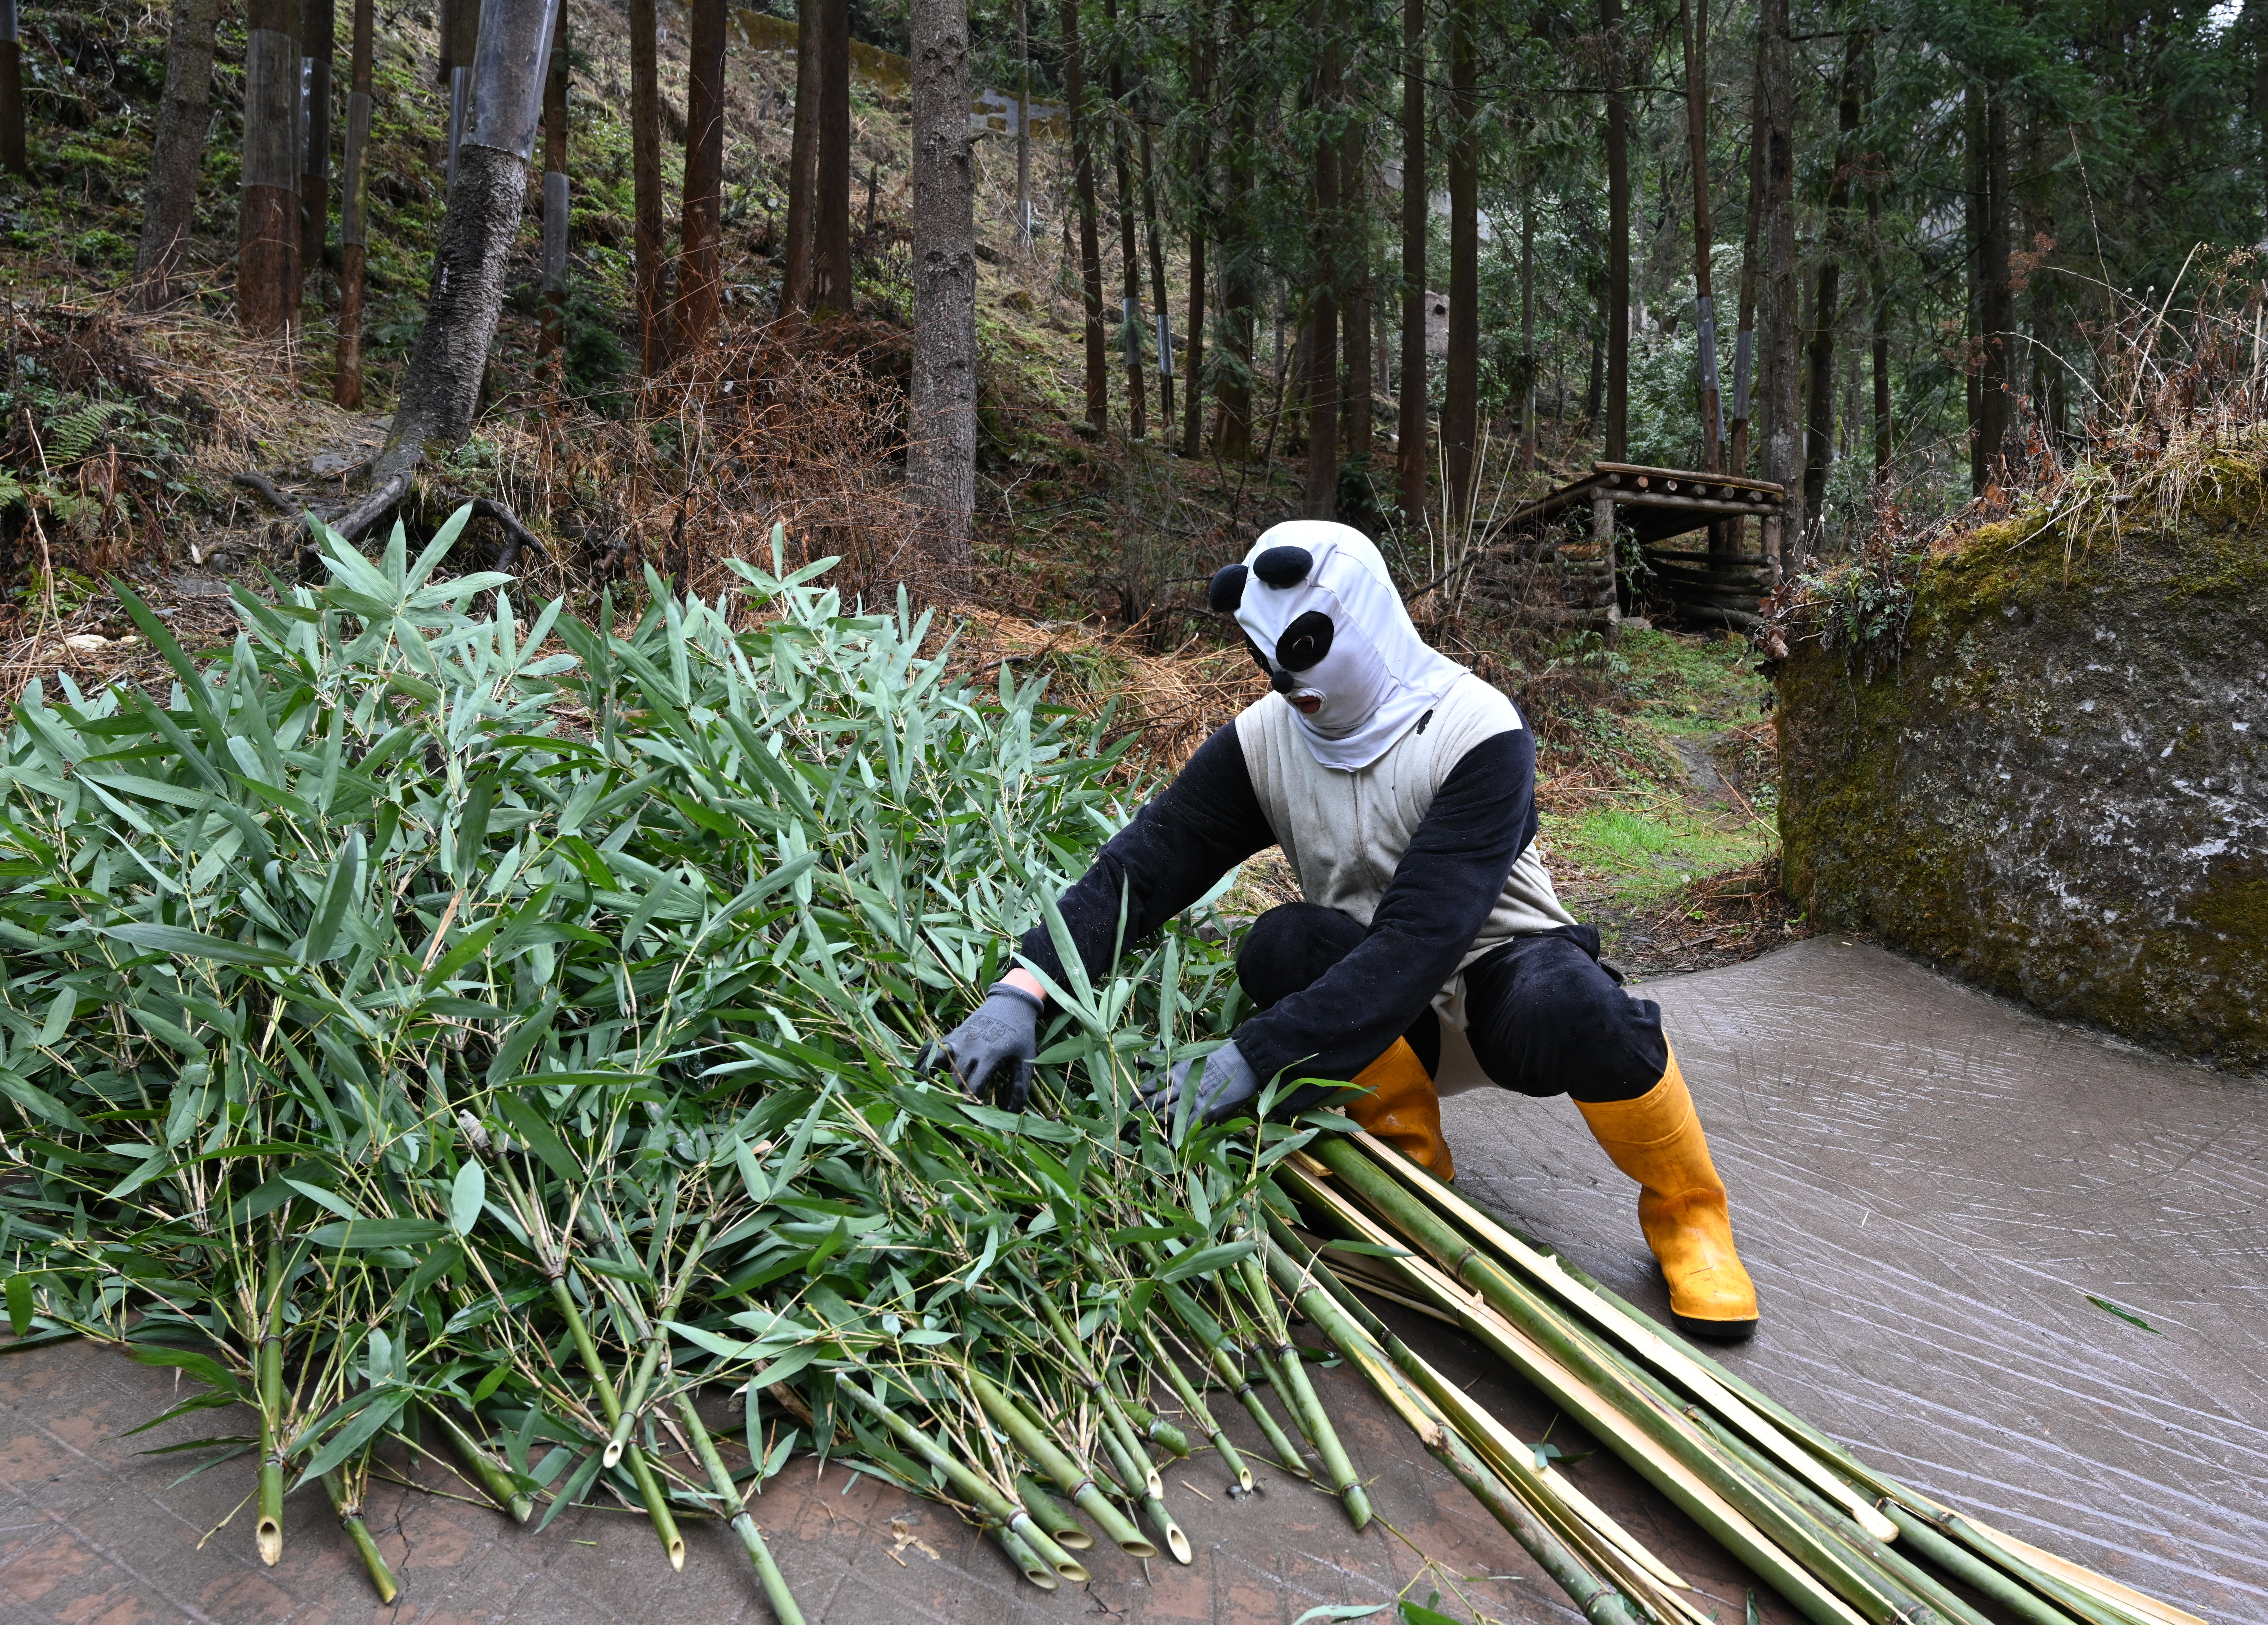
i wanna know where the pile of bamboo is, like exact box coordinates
[0,513,2197,1625]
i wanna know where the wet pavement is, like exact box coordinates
[2,938,2262,1624]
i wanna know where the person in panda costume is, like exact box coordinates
[922,520,1758,1338]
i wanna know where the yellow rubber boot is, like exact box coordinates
[1344,1038,1454,1181]
[1575,1049,1757,1339]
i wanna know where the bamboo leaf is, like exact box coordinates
[449,1162,486,1236]
[97,923,294,968]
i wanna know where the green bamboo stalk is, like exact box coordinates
[255,1244,285,1566]
[1691,1408,1998,1625]
[1032,1296,1163,1500]
[1016,1475,1095,1551]
[1351,1129,1901,1543]
[1578,1284,2162,1625]
[1297,1148,1903,1625]
[673,1389,808,1623]
[969,1370,1157,1557]
[428,1403,535,1522]
[1136,1322,1253,1490]
[836,1377,1074,1587]
[1139,1487,1194,1563]
[605,1218,712,1469]
[1237,1246,1369,1528]
[546,1274,685,1570]
[1157,1281,1310,1476]
[1254,1219,1633,1625]
[320,1468,400,1604]
[1873,1503,2089,1625]
[1121,1401,1190,1458]
[1902,1509,2152,1625]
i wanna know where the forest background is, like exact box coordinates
[0,0,2258,969]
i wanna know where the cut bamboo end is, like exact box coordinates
[994,1522,1060,1589]
[1143,1494,1194,1565]
[256,1516,283,1566]
[1341,1483,1373,1530]
[602,1440,627,1468]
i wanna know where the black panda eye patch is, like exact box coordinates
[1274,611,1335,672]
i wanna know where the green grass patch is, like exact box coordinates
[1544,801,1770,905]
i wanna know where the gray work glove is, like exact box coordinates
[1138,1040,1260,1125]
[918,982,1043,1111]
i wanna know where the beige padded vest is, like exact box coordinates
[1233,672,1577,1043]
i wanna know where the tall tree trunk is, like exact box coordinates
[334,0,375,404]
[1727,9,1764,480]
[630,0,667,367]
[446,0,480,187]
[1680,0,1719,472]
[0,0,23,177]
[1978,86,2013,485]
[239,0,302,337]
[1801,30,1864,530]
[1601,0,1628,462]
[1063,0,1109,431]
[332,0,556,538]
[1141,114,1173,431]
[909,0,978,591]
[300,0,336,307]
[1104,0,1146,438]
[1964,83,1984,492]
[1869,180,1890,478]
[676,0,728,354]
[1519,180,1534,469]
[1179,0,1212,454]
[1016,0,1033,252]
[1342,115,1371,469]
[779,0,823,314]
[1757,0,1802,564]
[1214,0,1256,458]
[133,0,226,309]
[1395,0,1426,521]
[813,0,854,311]
[1305,14,1339,517]
[538,0,568,357]
[1443,0,1478,516]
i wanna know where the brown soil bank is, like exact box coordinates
[1777,481,2267,1071]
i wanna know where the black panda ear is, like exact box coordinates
[1252,545,1313,588]
[1208,564,1248,613]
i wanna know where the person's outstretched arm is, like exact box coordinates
[1008,722,1276,1000]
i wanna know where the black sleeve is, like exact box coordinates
[1231,728,1537,1092]
[1016,723,1277,991]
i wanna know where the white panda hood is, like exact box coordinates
[1209,521,1470,772]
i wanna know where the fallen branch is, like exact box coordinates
[229,470,301,516]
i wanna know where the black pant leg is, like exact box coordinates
[1461,932,1667,1102]
[1236,902,1440,1075]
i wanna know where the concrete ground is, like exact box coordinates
[2,938,2263,1624]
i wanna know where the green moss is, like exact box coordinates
[1779,496,2266,1072]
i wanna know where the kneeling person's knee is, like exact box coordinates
[1235,902,1366,1011]
[1466,936,1667,1102]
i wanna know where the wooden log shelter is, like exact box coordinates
[1496,462,1787,638]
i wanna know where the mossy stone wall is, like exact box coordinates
[1778,481,2267,1071]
